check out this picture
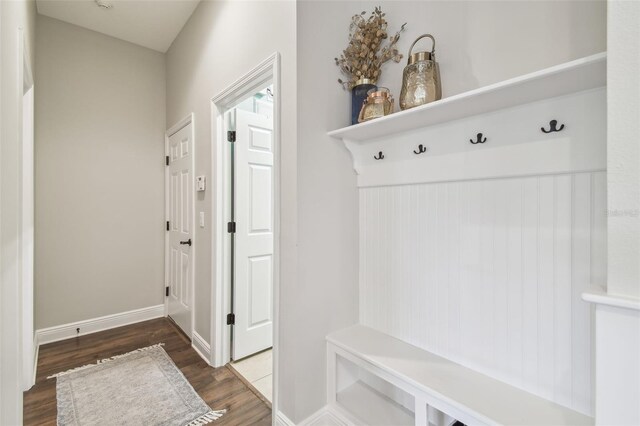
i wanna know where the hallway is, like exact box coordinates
[23,319,271,426]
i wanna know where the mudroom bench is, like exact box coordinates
[326,325,593,426]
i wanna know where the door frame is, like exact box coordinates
[164,113,196,339]
[211,52,280,409]
[20,33,35,391]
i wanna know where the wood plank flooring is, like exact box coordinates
[23,318,272,425]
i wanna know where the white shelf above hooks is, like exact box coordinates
[329,53,605,142]
[328,53,607,188]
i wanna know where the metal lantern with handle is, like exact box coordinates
[399,34,442,110]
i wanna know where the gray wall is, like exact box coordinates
[165,1,298,420]
[293,0,606,421]
[35,16,166,329]
[165,0,297,352]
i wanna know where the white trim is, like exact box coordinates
[210,55,275,110]
[0,7,2,420]
[276,407,351,426]
[211,52,281,426]
[164,113,196,339]
[35,305,165,346]
[166,113,195,138]
[32,337,39,385]
[20,28,35,392]
[21,86,34,390]
[298,406,351,426]
[275,411,296,426]
[582,288,640,311]
[191,331,211,365]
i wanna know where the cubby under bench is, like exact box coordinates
[327,325,593,426]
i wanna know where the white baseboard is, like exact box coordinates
[277,406,349,426]
[31,338,39,387]
[276,411,296,426]
[299,406,351,426]
[35,304,165,345]
[192,331,211,365]
[23,335,39,391]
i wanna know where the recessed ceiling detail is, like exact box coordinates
[36,0,201,52]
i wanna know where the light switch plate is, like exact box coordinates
[196,175,206,192]
[199,212,205,228]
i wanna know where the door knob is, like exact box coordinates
[180,239,192,247]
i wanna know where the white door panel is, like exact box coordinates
[250,165,272,232]
[248,255,272,327]
[233,109,274,360]
[166,121,193,338]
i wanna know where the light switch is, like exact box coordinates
[196,175,206,192]
[199,212,205,228]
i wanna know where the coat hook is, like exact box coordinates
[541,120,565,133]
[373,151,384,160]
[413,144,427,155]
[470,133,487,144]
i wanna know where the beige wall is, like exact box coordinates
[0,0,37,422]
[34,16,166,329]
[293,0,606,421]
[165,0,297,352]
[373,1,606,100]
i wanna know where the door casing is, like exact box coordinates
[164,114,196,339]
[211,53,281,423]
[19,26,36,393]
[21,65,35,392]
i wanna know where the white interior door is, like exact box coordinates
[233,109,274,360]
[166,121,193,338]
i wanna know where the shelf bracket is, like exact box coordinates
[343,139,362,175]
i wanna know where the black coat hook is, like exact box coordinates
[541,120,565,133]
[413,144,427,155]
[373,151,384,160]
[470,133,487,144]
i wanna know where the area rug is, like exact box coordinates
[48,343,226,426]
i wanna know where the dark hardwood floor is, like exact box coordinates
[23,318,272,425]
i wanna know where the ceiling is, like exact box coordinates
[36,0,201,52]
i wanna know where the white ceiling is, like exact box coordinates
[36,0,201,52]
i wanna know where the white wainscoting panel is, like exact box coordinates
[359,172,606,416]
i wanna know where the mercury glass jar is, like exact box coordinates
[358,87,394,123]
[399,34,442,110]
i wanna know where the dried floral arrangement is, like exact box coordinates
[335,7,406,90]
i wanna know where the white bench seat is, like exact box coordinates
[327,325,593,426]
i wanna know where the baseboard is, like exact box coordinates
[278,406,349,426]
[191,331,211,365]
[299,406,351,426]
[23,334,39,391]
[31,336,39,386]
[276,411,296,426]
[35,304,165,346]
